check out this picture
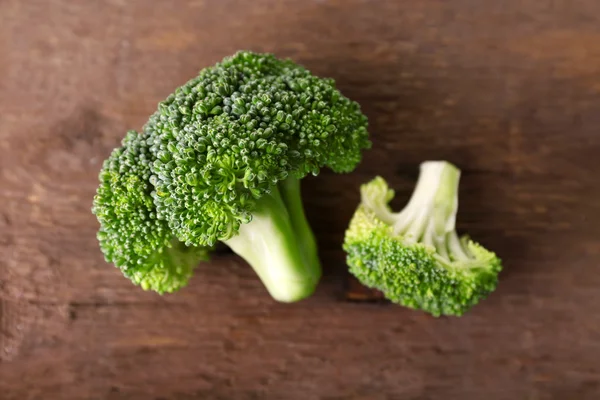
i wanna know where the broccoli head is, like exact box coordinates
[93,51,370,302]
[343,161,501,316]
[144,51,370,301]
[147,51,369,245]
[92,131,211,293]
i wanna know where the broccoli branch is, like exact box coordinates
[278,176,322,280]
[223,181,320,302]
[363,161,473,266]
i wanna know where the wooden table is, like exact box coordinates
[1,1,599,399]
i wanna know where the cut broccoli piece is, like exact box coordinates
[343,161,502,316]
[92,131,211,294]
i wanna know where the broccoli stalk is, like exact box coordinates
[278,176,321,280]
[224,179,320,302]
[344,161,501,316]
[367,161,465,262]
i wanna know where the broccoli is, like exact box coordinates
[93,51,370,302]
[343,161,502,316]
[92,131,211,294]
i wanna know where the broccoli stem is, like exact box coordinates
[223,184,319,302]
[277,176,322,280]
[390,161,471,262]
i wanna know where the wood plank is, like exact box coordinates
[1,0,600,398]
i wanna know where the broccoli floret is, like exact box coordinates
[93,51,370,302]
[343,161,501,316]
[92,131,211,294]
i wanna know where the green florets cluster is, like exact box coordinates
[146,51,370,246]
[92,131,210,293]
[344,207,501,316]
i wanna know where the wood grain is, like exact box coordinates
[1,0,600,399]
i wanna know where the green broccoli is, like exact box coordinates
[343,161,502,316]
[92,131,211,294]
[93,51,370,302]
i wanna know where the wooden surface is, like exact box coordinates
[1,1,600,399]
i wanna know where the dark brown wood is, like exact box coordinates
[1,1,600,399]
